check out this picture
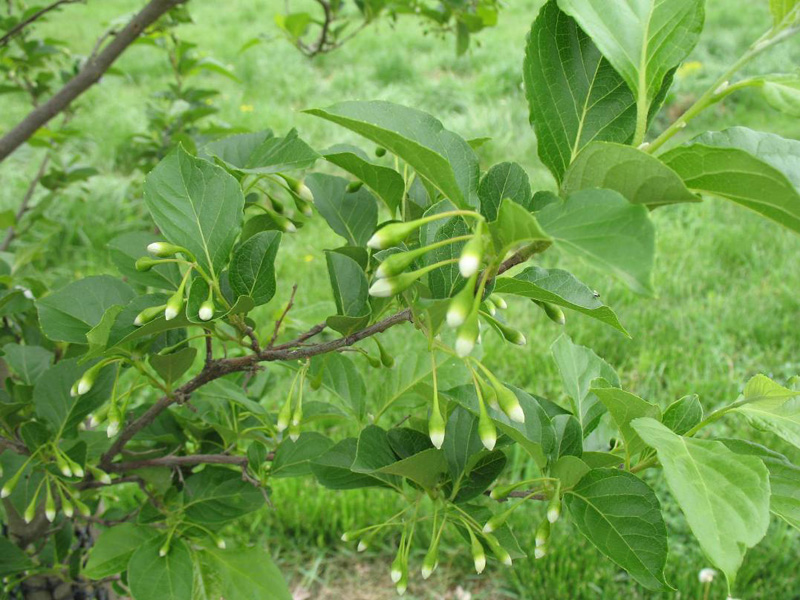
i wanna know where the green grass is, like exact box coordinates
[2,0,800,598]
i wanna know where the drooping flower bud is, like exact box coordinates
[455,308,480,358]
[484,298,497,316]
[535,300,566,325]
[135,257,162,272]
[276,395,292,433]
[421,537,439,579]
[134,304,166,326]
[357,538,369,552]
[159,539,171,557]
[428,406,446,450]
[45,483,56,523]
[198,298,215,322]
[164,290,185,321]
[347,181,364,193]
[369,260,445,297]
[215,537,226,550]
[547,494,561,524]
[1,465,24,498]
[89,466,112,485]
[395,570,408,596]
[59,490,74,518]
[147,242,188,258]
[535,518,550,547]
[66,456,84,479]
[74,360,107,396]
[288,421,301,443]
[375,339,395,368]
[495,384,525,424]
[24,494,37,524]
[490,294,508,310]
[534,545,547,559]
[469,530,486,574]
[55,453,72,478]
[485,534,513,566]
[390,547,405,583]
[106,404,122,438]
[368,221,424,250]
[280,174,314,204]
[458,222,484,278]
[482,512,506,534]
[478,408,497,451]
[447,273,477,328]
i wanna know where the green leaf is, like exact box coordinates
[271,432,334,478]
[144,146,244,276]
[565,468,669,590]
[442,405,484,480]
[552,414,583,458]
[718,438,800,530]
[378,447,447,489]
[769,0,800,26]
[109,232,182,290]
[311,438,392,490]
[34,359,114,437]
[550,454,590,488]
[661,127,800,234]
[228,231,281,305]
[591,380,661,459]
[454,450,507,502]
[632,418,771,585]
[194,546,291,600]
[478,162,533,221]
[0,536,33,577]
[351,425,401,487]
[83,523,157,579]
[538,189,656,296]
[557,0,703,109]
[423,207,469,299]
[562,142,699,207]
[193,379,267,415]
[387,428,433,458]
[523,1,638,182]
[309,353,367,418]
[105,294,191,350]
[149,347,197,386]
[36,276,135,343]
[128,537,193,600]
[488,199,551,256]
[205,129,319,174]
[305,101,479,208]
[183,467,264,524]
[551,334,618,435]
[493,266,627,335]
[662,394,703,435]
[761,74,800,117]
[323,144,405,214]
[733,374,800,449]
[307,174,378,247]
[2,343,52,385]
[325,250,370,318]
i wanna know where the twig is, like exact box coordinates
[268,283,298,347]
[0,154,50,251]
[104,453,248,472]
[0,434,27,454]
[0,0,188,162]
[0,0,82,48]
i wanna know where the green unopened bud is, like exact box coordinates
[429,406,446,449]
[455,308,480,358]
[489,482,524,501]
[364,352,382,369]
[70,381,80,398]
[159,539,171,557]
[134,304,166,326]
[89,466,112,485]
[164,290,185,321]
[55,453,72,477]
[478,409,497,451]
[45,483,56,522]
[458,228,484,278]
[24,495,37,523]
[340,530,356,542]
[390,547,405,583]
[396,570,408,596]
[446,273,477,328]
[280,174,314,204]
[59,489,74,518]
[484,298,497,316]
[369,269,423,297]
[534,544,547,559]
[106,405,122,438]
[276,395,292,432]
[535,300,566,325]
[547,494,561,523]
[215,536,226,550]
[495,384,525,424]
[375,147,387,157]
[1,466,24,498]
[481,311,526,346]
[269,209,298,233]
[469,530,486,574]
[288,421,300,442]
[375,249,423,280]
[147,242,188,258]
[75,360,106,396]
[135,257,162,272]
[485,534,512,566]
[535,518,550,547]
[357,537,370,552]
[347,181,364,193]
[421,538,439,579]
[479,377,499,410]
[198,298,215,322]
[310,369,323,391]
[490,295,508,310]
[368,221,422,250]
[65,457,84,479]
[293,194,313,217]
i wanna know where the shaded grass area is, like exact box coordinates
[1,0,800,598]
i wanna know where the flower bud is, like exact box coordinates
[458,229,484,278]
[368,221,423,250]
[45,484,56,523]
[106,406,121,438]
[1,466,24,498]
[215,537,226,550]
[135,257,162,272]
[395,571,408,596]
[369,268,425,298]
[375,248,424,280]
[478,409,496,451]
[134,304,166,326]
[24,495,37,523]
[534,545,547,559]
[698,568,716,583]
[147,242,187,258]
[390,548,405,583]
[375,339,395,368]
[276,396,292,432]
[484,298,497,316]
[535,518,550,547]
[421,538,439,579]
[428,406,446,450]
[55,453,72,478]
[489,482,522,501]
[485,534,512,566]
[288,421,300,442]
[469,530,486,574]
[269,210,298,233]
[280,174,314,204]
[455,309,480,358]
[547,494,561,524]
[293,195,313,217]
[482,513,506,534]
[347,181,364,193]
[495,384,525,424]
[446,273,477,328]
[490,295,507,310]
[75,361,105,396]
[70,381,80,398]
[357,538,369,552]
[89,466,112,485]
[375,147,387,157]
[66,457,84,479]
[340,531,356,542]
[535,300,566,325]
[164,290,185,321]
[198,299,215,321]
[482,313,527,346]
[60,494,74,518]
[159,540,170,557]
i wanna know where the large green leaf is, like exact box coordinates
[2,343,52,385]
[128,537,193,600]
[493,266,627,335]
[34,359,114,437]
[228,231,281,305]
[108,232,182,290]
[378,448,447,489]
[661,127,800,234]
[478,162,533,221]
[565,468,669,590]
[194,546,291,600]
[83,523,157,579]
[271,432,334,478]
[325,250,370,321]
[305,101,479,208]
[306,173,377,247]
[557,0,703,112]
[562,142,699,207]
[488,199,551,256]
[323,144,405,214]
[733,374,800,449]
[351,425,401,487]
[538,189,655,296]
[591,381,661,460]
[551,334,618,435]
[442,405,484,480]
[149,347,197,386]
[36,276,135,344]
[182,467,264,524]
[523,1,639,182]
[632,418,771,585]
[310,438,392,490]
[309,353,367,418]
[205,129,319,174]
[144,147,244,276]
[719,438,800,531]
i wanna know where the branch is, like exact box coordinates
[105,454,248,472]
[0,0,187,162]
[0,153,49,251]
[0,0,82,48]
[0,434,27,454]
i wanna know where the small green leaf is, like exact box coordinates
[378,448,447,489]
[478,162,533,221]
[128,537,193,600]
[149,347,197,386]
[453,450,507,502]
[565,468,669,590]
[591,381,661,459]
[311,438,392,490]
[662,394,703,435]
[183,467,264,524]
[229,231,281,305]
[0,536,33,577]
[326,250,370,318]
[761,74,800,117]
[733,374,800,449]
[83,523,157,579]
[2,343,52,385]
[632,418,771,585]
[309,353,367,419]
[488,199,551,256]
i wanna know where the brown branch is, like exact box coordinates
[0,434,27,454]
[268,283,298,347]
[105,453,248,472]
[0,153,49,251]
[495,240,552,277]
[0,0,187,162]
[0,0,82,48]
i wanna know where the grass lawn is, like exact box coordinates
[1,0,799,598]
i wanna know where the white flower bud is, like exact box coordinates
[698,568,716,583]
